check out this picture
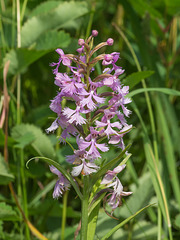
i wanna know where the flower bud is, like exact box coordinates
[92,30,98,37]
[107,38,114,46]
[78,39,85,46]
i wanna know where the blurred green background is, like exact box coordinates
[0,0,180,239]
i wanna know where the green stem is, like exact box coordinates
[21,0,28,23]
[157,204,162,240]
[61,191,68,240]
[80,176,89,240]
[12,0,16,49]
[0,15,8,54]
[16,1,30,239]
[20,150,30,240]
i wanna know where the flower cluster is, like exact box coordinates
[47,30,132,210]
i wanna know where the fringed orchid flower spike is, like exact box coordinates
[47,30,133,238]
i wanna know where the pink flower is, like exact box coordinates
[50,49,71,74]
[50,165,70,199]
[78,127,109,158]
[63,105,87,125]
[80,89,105,111]
[71,159,99,176]
[101,165,132,209]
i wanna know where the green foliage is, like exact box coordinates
[115,173,154,219]
[0,0,180,239]
[123,71,154,89]
[21,1,88,47]
[36,30,71,50]
[0,154,14,185]
[0,203,19,221]
[3,49,48,75]
[11,124,56,159]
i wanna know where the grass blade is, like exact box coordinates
[101,204,155,240]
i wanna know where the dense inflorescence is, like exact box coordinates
[47,30,132,209]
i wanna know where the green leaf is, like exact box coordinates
[11,124,56,160]
[101,204,155,240]
[0,129,15,147]
[156,97,180,207]
[29,1,62,17]
[123,71,154,89]
[112,220,157,240]
[26,156,83,200]
[128,0,162,18]
[128,87,180,98]
[0,154,14,185]
[0,202,19,221]
[3,49,48,75]
[14,132,35,149]
[21,1,88,47]
[165,0,180,15]
[175,214,180,229]
[87,202,101,240]
[36,30,71,50]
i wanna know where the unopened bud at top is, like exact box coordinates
[107,38,114,46]
[78,39,85,46]
[92,30,98,37]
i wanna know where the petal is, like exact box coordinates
[108,135,120,144]
[63,107,76,118]
[62,57,71,66]
[46,119,59,133]
[111,122,122,129]
[101,173,114,185]
[113,164,126,174]
[93,94,105,104]
[96,143,109,152]
[95,120,107,128]
[56,48,64,55]
[78,139,91,150]
[83,162,99,175]
[71,164,83,176]
[104,124,118,138]
[53,180,63,199]
[49,165,61,177]
[68,112,86,125]
[121,191,133,196]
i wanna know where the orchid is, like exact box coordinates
[47,30,133,239]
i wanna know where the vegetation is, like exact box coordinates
[0,0,180,239]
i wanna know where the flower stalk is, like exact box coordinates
[81,176,89,240]
[46,30,133,238]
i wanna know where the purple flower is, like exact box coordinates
[96,109,122,138]
[80,85,105,111]
[47,30,133,197]
[78,127,109,158]
[50,165,70,199]
[71,159,99,176]
[46,118,59,134]
[102,52,120,66]
[63,104,87,125]
[101,165,132,209]
[50,49,71,74]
